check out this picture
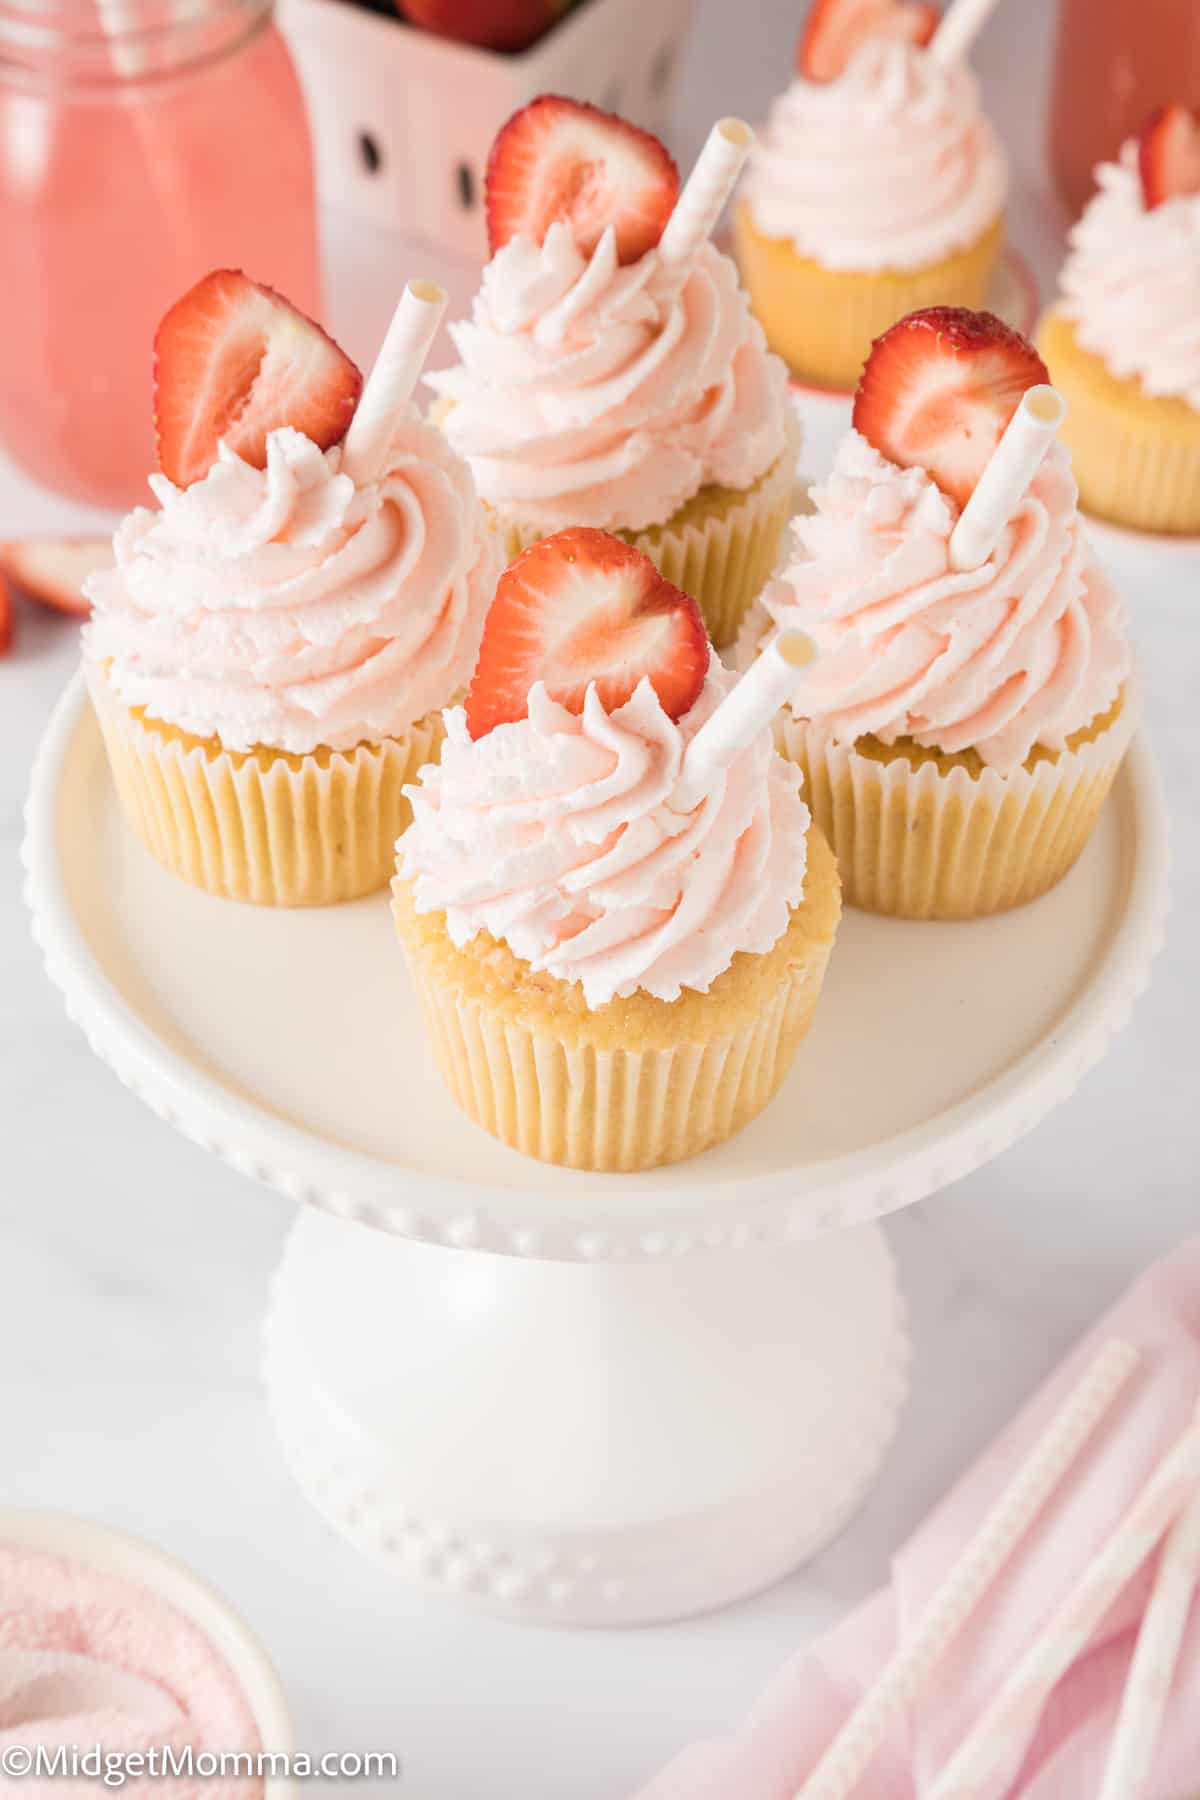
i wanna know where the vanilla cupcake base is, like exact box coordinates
[392,828,841,1171]
[734,205,1006,393]
[87,663,445,908]
[1037,309,1200,535]
[778,689,1138,921]
[493,419,799,651]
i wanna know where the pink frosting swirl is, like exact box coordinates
[762,432,1129,773]
[425,225,790,534]
[1059,140,1200,409]
[398,669,810,1008]
[744,41,1006,271]
[83,417,501,756]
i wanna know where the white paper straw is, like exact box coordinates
[1098,1473,1200,1800]
[948,385,1065,572]
[795,1340,1140,1800]
[927,1414,1200,1800]
[340,280,447,486]
[930,0,1003,64]
[674,630,814,811]
[655,118,753,298]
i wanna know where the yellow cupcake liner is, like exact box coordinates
[87,662,445,908]
[1037,309,1200,536]
[494,416,800,651]
[733,205,1006,392]
[777,685,1139,921]
[391,829,841,1171]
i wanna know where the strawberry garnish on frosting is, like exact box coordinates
[1138,104,1200,211]
[484,95,680,264]
[852,307,1050,509]
[464,528,708,740]
[154,270,363,488]
[0,574,12,656]
[797,0,939,81]
[0,538,112,620]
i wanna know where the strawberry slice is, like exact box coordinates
[1138,103,1200,210]
[464,528,708,740]
[852,307,1050,509]
[485,95,679,264]
[154,270,363,488]
[0,574,12,656]
[0,537,114,619]
[797,0,939,81]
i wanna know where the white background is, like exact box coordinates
[2,1,1198,1795]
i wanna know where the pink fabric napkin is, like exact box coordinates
[635,1240,1200,1800]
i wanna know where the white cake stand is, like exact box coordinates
[23,671,1169,1626]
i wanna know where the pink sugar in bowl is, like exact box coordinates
[0,1507,295,1798]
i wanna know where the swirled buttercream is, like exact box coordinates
[1059,140,1200,409]
[743,40,1007,271]
[84,417,500,755]
[398,668,810,1007]
[425,225,790,534]
[762,431,1128,773]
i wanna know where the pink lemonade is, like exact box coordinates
[1048,0,1200,217]
[0,4,321,508]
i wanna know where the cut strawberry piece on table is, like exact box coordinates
[797,0,939,81]
[485,95,679,264]
[154,270,363,488]
[464,528,708,740]
[1138,103,1200,210]
[0,574,12,656]
[853,307,1051,510]
[0,537,114,619]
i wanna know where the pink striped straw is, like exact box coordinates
[927,1412,1200,1799]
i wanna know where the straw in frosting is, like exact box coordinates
[655,118,754,299]
[795,1339,1141,1800]
[948,385,1066,572]
[927,1409,1200,1800]
[674,630,814,811]
[1098,1468,1200,1800]
[930,0,1004,65]
[340,280,447,486]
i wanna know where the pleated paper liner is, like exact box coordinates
[391,828,841,1172]
[732,205,1005,393]
[777,682,1140,922]
[493,415,800,652]
[1038,309,1200,536]
[87,662,444,908]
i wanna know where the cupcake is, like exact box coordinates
[84,270,499,907]
[393,528,841,1172]
[426,97,796,650]
[1037,104,1200,536]
[747,308,1137,921]
[734,0,1008,391]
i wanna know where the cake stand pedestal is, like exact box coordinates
[24,672,1169,1626]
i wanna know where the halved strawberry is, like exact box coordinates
[485,95,679,264]
[154,270,363,488]
[1138,103,1200,211]
[0,537,113,619]
[464,528,708,739]
[0,574,12,656]
[852,308,1050,509]
[797,0,939,81]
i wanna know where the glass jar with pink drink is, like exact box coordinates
[0,0,322,508]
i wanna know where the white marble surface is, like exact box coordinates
[2,2,1198,1794]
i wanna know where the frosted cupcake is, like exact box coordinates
[748,308,1137,920]
[427,100,796,649]
[394,528,840,1171]
[1037,104,1200,535]
[735,0,1008,391]
[85,272,499,907]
